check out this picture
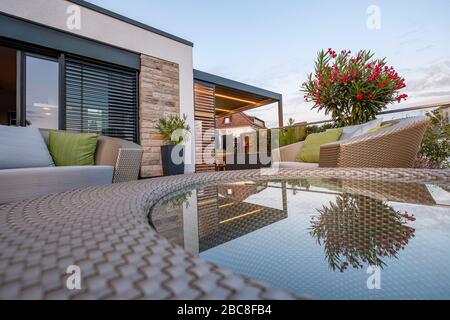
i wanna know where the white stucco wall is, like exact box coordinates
[0,0,196,172]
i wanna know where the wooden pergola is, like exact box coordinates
[193,70,283,172]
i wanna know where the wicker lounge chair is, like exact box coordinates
[272,116,430,168]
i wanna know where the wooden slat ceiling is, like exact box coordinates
[214,85,278,117]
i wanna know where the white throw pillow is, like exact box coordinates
[0,125,55,169]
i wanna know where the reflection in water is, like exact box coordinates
[309,193,416,272]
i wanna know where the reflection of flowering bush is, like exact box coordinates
[310,194,415,272]
[161,191,192,208]
[287,179,311,194]
[302,49,407,126]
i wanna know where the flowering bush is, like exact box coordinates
[302,49,408,126]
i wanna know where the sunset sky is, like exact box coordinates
[88,0,450,127]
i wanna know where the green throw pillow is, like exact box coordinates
[297,129,342,163]
[367,123,393,133]
[48,131,98,166]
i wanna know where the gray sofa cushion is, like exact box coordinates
[0,165,114,204]
[0,125,54,169]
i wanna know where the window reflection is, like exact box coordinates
[26,56,59,129]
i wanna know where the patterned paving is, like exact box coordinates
[0,169,448,299]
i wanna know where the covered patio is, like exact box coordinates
[193,70,283,172]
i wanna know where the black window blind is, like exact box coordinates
[65,58,138,142]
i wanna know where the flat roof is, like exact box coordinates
[68,0,193,47]
[194,69,282,101]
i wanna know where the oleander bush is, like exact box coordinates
[302,49,408,126]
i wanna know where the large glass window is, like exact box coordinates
[25,55,59,129]
[0,44,138,140]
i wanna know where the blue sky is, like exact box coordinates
[87,0,450,127]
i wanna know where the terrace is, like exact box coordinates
[0,0,449,302]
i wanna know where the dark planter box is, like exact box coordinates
[160,144,185,176]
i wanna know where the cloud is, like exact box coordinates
[405,60,450,104]
[416,90,450,98]
[415,44,434,53]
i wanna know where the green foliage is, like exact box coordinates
[417,110,450,168]
[155,114,190,145]
[279,125,306,147]
[278,122,336,147]
[306,123,335,135]
[302,49,407,126]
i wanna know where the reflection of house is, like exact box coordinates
[198,196,287,252]
[217,182,268,202]
[150,182,288,254]
[196,182,288,252]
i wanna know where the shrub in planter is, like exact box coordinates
[156,114,190,176]
[302,49,408,127]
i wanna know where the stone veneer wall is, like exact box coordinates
[139,54,180,177]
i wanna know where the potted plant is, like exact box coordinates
[156,114,190,176]
[302,49,408,127]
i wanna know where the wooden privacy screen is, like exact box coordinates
[194,82,216,172]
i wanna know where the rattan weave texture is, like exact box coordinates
[1,169,448,299]
[319,116,429,167]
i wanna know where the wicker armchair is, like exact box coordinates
[273,116,430,168]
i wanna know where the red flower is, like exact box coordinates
[396,80,406,89]
[379,81,388,88]
[356,93,364,100]
[396,93,408,103]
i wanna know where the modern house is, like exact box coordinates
[0,0,283,177]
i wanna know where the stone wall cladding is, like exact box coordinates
[140,54,180,177]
